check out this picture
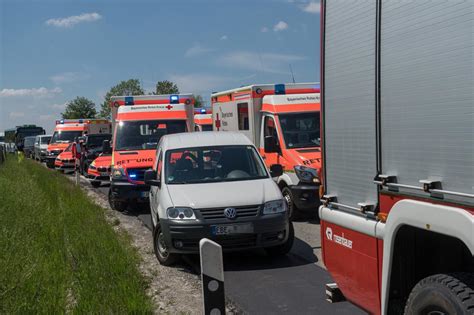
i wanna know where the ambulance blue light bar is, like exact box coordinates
[275,84,286,95]
[200,108,206,113]
[170,95,179,104]
[129,173,137,179]
[125,96,134,105]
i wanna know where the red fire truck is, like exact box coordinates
[320,1,473,314]
[108,94,194,211]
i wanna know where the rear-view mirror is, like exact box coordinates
[144,169,160,187]
[270,164,283,177]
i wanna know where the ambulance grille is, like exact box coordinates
[196,205,261,220]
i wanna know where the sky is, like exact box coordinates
[0,0,320,134]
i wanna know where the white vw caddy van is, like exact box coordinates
[145,132,294,265]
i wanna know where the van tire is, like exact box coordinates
[108,189,127,212]
[266,222,295,257]
[91,180,101,188]
[153,224,178,266]
[404,273,474,315]
[282,187,296,220]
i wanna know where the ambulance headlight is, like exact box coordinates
[112,167,127,179]
[263,200,286,214]
[167,207,196,220]
[294,165,320,184]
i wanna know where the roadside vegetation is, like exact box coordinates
[0,156,153,313]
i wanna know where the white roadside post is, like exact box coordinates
[199,238,225,315]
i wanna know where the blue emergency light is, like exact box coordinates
[129,173,137,179]
[59,120,64,124]
[275,84,286,95]
[125,96,134,105]
[170,95,179,104]
[200,108,206,114]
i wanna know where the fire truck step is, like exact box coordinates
[325,283,346,303]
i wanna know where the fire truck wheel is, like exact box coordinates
[108,189,128,212]
[153,224,178,266]
[265,222,295,257]
[404,273,474,315]
[90,180,101,188]
[282,187,296,220]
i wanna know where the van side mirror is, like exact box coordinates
[270,164,284,177]
[144,169,160,187]
[264,136,280,153]
[102,140,112,154]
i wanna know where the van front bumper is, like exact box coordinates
[110,180,150,202]
[160,213,289,254]
[290,184,320,210]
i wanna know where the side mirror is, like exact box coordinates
[144,169,161,187]
[264,136,280,153]
[270,164,284,177]
[102,140,112,154]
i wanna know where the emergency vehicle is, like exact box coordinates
[54,143,75,172]
[320,1,473,314]
[87,154,112,188]
[108,94,194,211]
[45,119,111,168]
[211,83,321,218]
[194,113,212,131]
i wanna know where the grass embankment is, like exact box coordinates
[0,156,153,313]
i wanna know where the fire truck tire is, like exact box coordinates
[265,222,295,257]
[90,180,101,188]
[108,189,128,212]
[282,187,296,220]
[404,273,474,315]
[153,224,178,266]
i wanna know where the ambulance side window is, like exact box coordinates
[237,103,249,130]
[264,116,278,140]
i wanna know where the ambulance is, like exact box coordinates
[108,94,194,211]
[194,113,212,131]
[54,143,76,172]
[45,119,111,168]
[211,83,320,218]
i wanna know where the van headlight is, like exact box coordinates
[263,199,287,214]
[294,165,320,184]
[112,167,127,180]
[167,207,196,220]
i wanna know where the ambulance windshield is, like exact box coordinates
[115,120,186,151]
[279,112,320,148]
[51,131,83,144]
[165,145,268,184]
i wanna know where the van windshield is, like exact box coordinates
[278,112,320,148]
[24,137,36,146]
[115,120,186,151]
[165,145,268,184]
[87,135,111,148]
[51,131,83,144]
[40,136,51,144]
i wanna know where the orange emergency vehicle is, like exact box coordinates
[194,113,212,131]
[54,143,75,172]
[211,83,321,217]
[320,1,473,314]
[45,119,111,168]
[108,94,194,211]
[87,154,112,188]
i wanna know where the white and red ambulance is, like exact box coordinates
[211,83,321,218]
[108,95,194,211]
[194,113,212,132]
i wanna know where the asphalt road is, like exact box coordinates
[94,179,364,314]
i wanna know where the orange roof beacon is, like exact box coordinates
[211,83,320,218]
[108,94,195,211]
[45,119,111,169]
[320,1,473,314]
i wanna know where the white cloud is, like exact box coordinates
[169,73,232,94]
[261,26,269,33]
[9,112,25,118]
[184,43,214,57]
[217,51,306,74]
[302,1,320,14]
[0,87,62,98]
[45,12,102,28]
[273,21,288,32]
[50,72,88,84]
[220,35,228,40]
[50,102,67,110]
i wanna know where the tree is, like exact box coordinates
[62,97,97,119]
[98,79,144,119]
[155,80,179,95]
[194,95,205,108]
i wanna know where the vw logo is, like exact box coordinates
[224,208,237,219]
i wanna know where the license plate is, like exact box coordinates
[141,191,149,198]
[211,223,253,236]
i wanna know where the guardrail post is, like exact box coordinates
[200,238,225,315]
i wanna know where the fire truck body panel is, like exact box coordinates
[321,0,473,313]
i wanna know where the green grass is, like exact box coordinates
[0,156,153,314]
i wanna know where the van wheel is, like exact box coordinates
[153,224,178,266]
[91,180,101,188]
[266,222,295,257]
[282,187,296,220]
[404,273,474,315]
[108,189,127,212]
